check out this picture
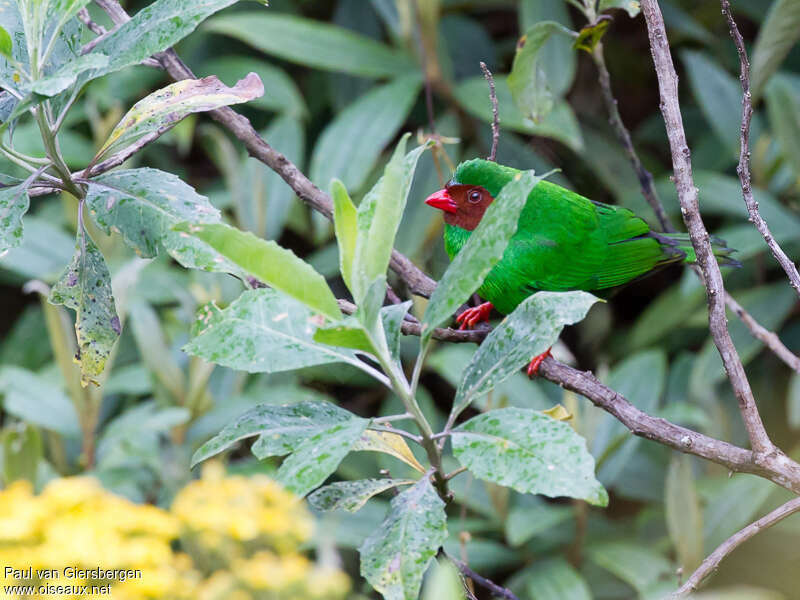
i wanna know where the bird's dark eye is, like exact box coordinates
[468,189,482,203]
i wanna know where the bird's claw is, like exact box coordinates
[527,347,553,378]
[456,302,494,330]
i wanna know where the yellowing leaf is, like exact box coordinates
[543,404,572,421]
[354,429,425,473]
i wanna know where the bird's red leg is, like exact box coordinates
[526,347,553,378]
[455,302,494,330]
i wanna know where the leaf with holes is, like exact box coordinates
[48,233,121,386]
[451,408,607,506]
[360,478,448,600]
[309,478,414,513]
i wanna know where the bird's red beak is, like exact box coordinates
[425,188,457,214]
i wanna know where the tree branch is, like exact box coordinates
[720,0,800,299]
[479,61,499,162]
[447,554,520,600]
[640,0,772,455]
[671,496,800,597]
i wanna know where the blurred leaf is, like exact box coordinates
[751,0,800,100]
[587,542,672,595]
[128,300,185,401]
[0,216,74,282]
[766,76,800,179]
[202,56,306,118]
[0,25,11,60]
[505,500,573,547]
[0,366,80,436]
[421,170,545,342]
[350,134,429,303]
[681,50,742,156]
[702,474,773,552]
[185,289,362,375]
[309,478,414,512]
[453,291,598,417]
[174,223,341,320]
[95,73,263,161]
[452,408,608,506]
[690,586,784,600]
[88,0,239,81]
[629,272,705,349]
[331,179,357,290]
[2,423,41,485]
[525,558,591,600]
[788,372,800,430]
[360,478,447,600]
[508,21,575,123]
[48,233,120,386]
[665,454,703,573]
[310,74,421,195]
[422,559,465,600]
[0,179,32,255]
[660,2,715,45]
[352,428,425,473]
[598,0,641,18]
[519,0,576,97]
[204,12,415,77]
[455,76,583,150]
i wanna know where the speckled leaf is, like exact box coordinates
[87,0,239,81]
[421,170,545,342]
[360,478,448,600]
[95,73,263,161]
[48,233,120,386]
[174,223,342,321]
[309,478,414,512]
[452,408,607,506]
[350,135,430,303]
[313,316,376,355]
[191,399,358,467]
[508,21,575,123]
[277,417,369,497]
[331,179,357,290]
[86,168,229,270]
[31,53,109,96]
[381,301,412,363]
[184,289,360,376]
[0,180,31,255]
[352,429,425,472]
[453,291,599,416]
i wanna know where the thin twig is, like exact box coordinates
[670,496,800,597]
[720,0,800,299]
[641,0,772,456]
[77,8,106,36]
[479,62,499,162]
[447,554,520,600]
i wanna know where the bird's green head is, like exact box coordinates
[424,159,520,230]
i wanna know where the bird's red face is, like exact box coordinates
[425,184,493,231]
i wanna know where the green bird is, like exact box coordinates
[425,159,737,375]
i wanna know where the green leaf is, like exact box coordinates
[360,478,448,600]
[0,180,32,255]
[331,179,357,291]
[184,289,362,376]
[519,0,576,97]
[598,0,641,18]
[681,50,742,156]
[350,134,430,302]
[48,233,120,386]
[573,18,611,53]
[2,424,42,485]
[191,399,361,466]
[95,73,263,161]
[453,291,598,416]
[505,500,573,547]
[454,76,583,151]
[204,12,415,78]
[0,25,13,59]
[381,301,412,364]
[524,558,592,600]
[201,56,307,118]
[88,0,239,81]
[421,170,545,342]
[452,408,608,506]
[31,53,109,96]
[86,168,225,262]
[309,478,414,512]
[751,0,800,100]
[422,559,465,600]
[587,542,672,595]
[174,223,341,321]
[665,454,703,573]
[766,76,800,179]
[314,316,377,355]
[508,21,575,123]
[310,75,422,195]
[276,417,369,497]
[0,367,81,437]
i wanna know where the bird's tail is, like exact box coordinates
[654,232,741,267]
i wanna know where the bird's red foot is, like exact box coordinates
[527,347,553,378]
[456,302,494,330]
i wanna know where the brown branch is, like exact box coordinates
[670,496,800,597]
[447,554,520,600]
[720,0,800,299]
[640,0,772,455]
[479,61,499,162]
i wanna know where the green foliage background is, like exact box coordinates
[1,0,800,598]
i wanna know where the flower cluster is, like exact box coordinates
[0,465,349,599]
